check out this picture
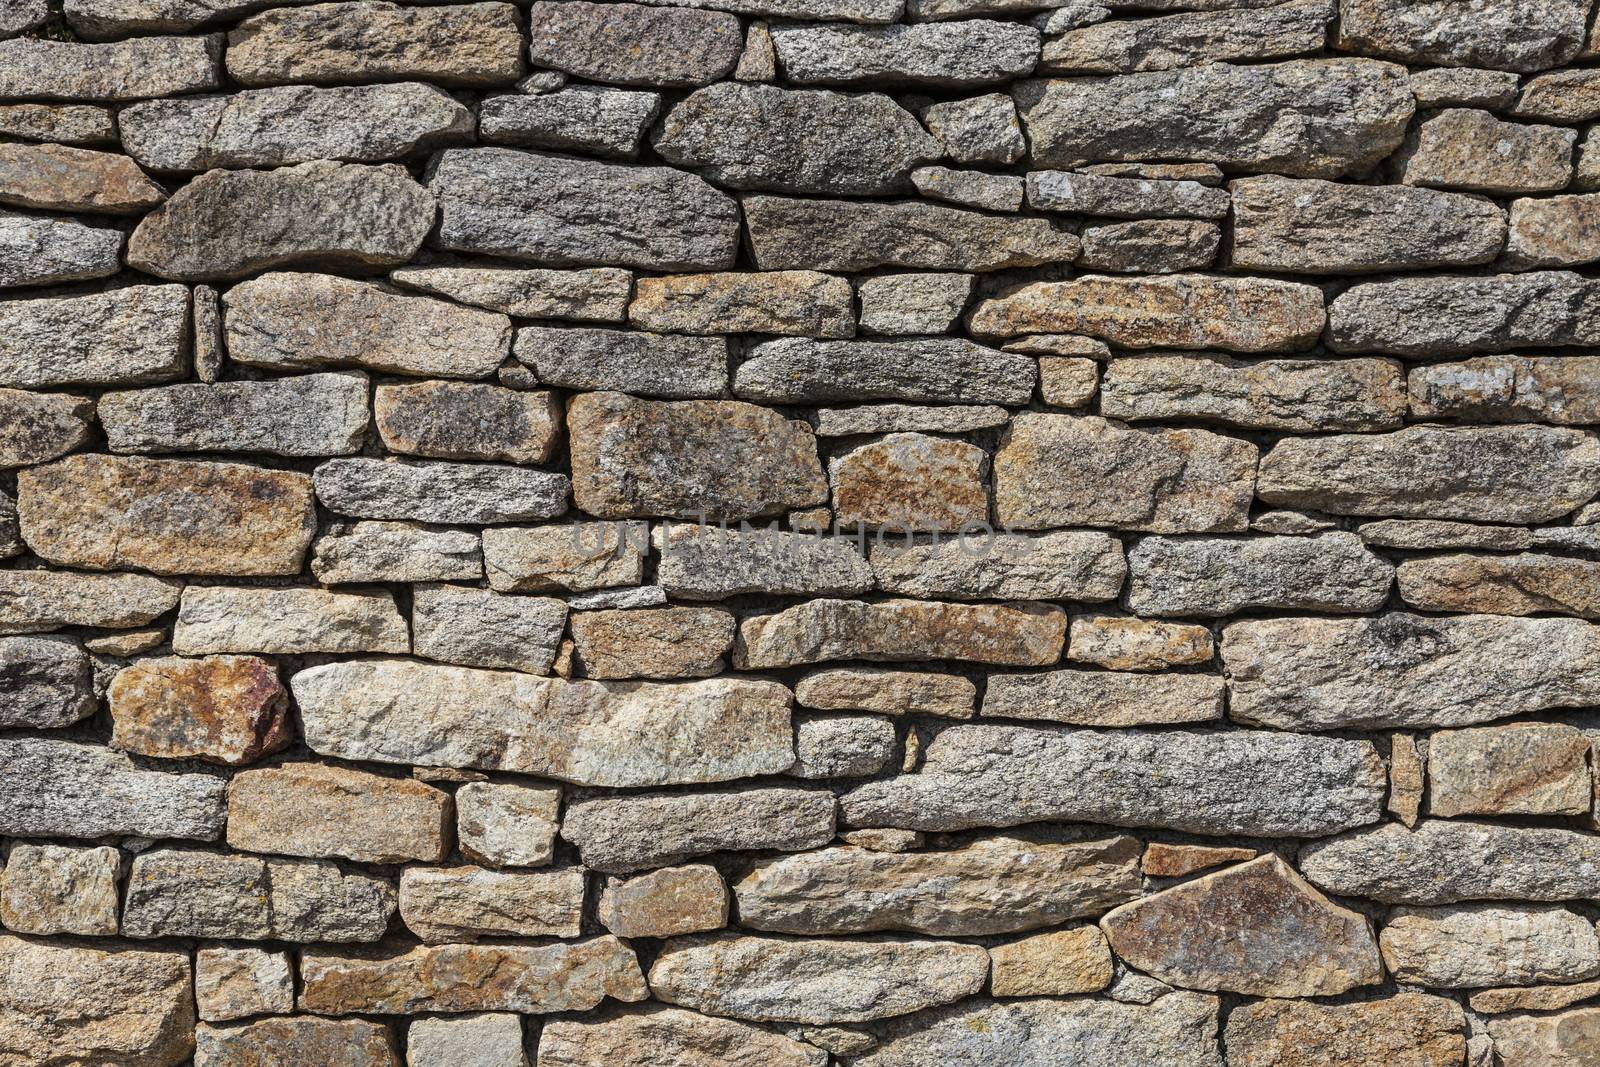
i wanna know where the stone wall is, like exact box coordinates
[1,0,1599,1062]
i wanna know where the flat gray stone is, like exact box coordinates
[1027,170,1230,219]
[0,35,222,101]
[815,403,1007,435]
[625,0,900,19]
[0,103,116,145]
[1328,272,1600,356]
[480,87,661,160]
[919,93,1025,164]
[313,458,568,525]
[0,569,181,635]
[99,373,368,457]
[1077,219,1222,274]
[412,583,567,674]
[311,521,482,585]
[374,381,560,465]
[0,212,122,289]
[527,0,741,87]
[391,264,631,322]
[0,285,188,389]
[515,326,729,399]
[981,670,1223,727]
[0,737,226,841]
[771,21,1041,87]
[736,337,1034,404]
[0,390,94,469]
[562,787,836,872]
[1337,0,1590,72]
[0,636,93,728]
[482,521,648,594]
[1041,0,1331,73]
[1125,533,1393,617]
[869,530,1126,601]
[655,523,874,600]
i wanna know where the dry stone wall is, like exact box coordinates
[3,0,1600,1062]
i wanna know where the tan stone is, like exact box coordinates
[869,529,1127,602]
[1225,994,1466,1067]
[1389,733,1425,827]
[571,606,735,679]
[483,521,648,593]
[1428,723,1592,817]
[829,433,988,531]
[1142,843,1256,879]
[0,935,194,1067]
[1409,355,1600,424]
[1381,904,1600,988]
[1397,108,1574,195]
[194,1017,399,1066]
[561,787,835,873]
[994,414,1256,533]
[1100,854,1382,997]
[989,926,1114,997]
[456,781,560,869]
[630,270,854,337]
[1488,1006,1600,1066]
[194,947,294,1023]
[375,381,561,465]
[16,455,315,576]
[109,655,290,766]
[1399,553,1600,619]
[793,667,976,718]
[311,521,483,585]
[299,937,648,1015]
[1506,194,1600,269]
[735,598,1067,669]
[172,585,409,656]
[967,274,1325,353]
[0,843,120,936]
[598,864,729,938]
[538,1006,828,1067]
[982,669,1224,726]
[1471,979,1600,1015]
[1039,356,1098,408]
[227,762,450,864]
[0,142,164,214]
[569,392,827,521]
[735,835,1140,936]
[1068,614,1213,671]
[399,866,585,942]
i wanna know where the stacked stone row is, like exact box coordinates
[4,0,1600,1062]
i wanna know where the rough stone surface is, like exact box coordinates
[0,212,122,289]
[771,21,1041,87]
[870,529,1124,601]
[1380,904,1600,988]
[737,337,1033,404]
[0,843,120,936]
[0,36,222,101]
[630,270,854,337]
[455,781,560,870]
[1067,615,1213,671]
[1395,109,1575,195]
[571,606,734,679]
[794,667,975,717]
[1336,0,1590,72]
[312,521,483,585]
[736,598,1066,668]
[561,788,836,872]
[0,569,180,636]
[528,1,740,87]
[1426,723,1593,816]
[412,583,566,674]
[227,762,450,864]
[399,865,584,942]
[1225,995,1466,1067]
[194,1017,399,1066]
[655,523,873,600]
[1041,0,1332,73]
[99,373,370,458]
[0,143,164,215]
[0,634,93,729]
[982,669,1223,726]
[194,947,294,1023]
[1125,533,1393,617]
[480,87,661,160]
[989,926,1114,996]
[1487,1008,1600,1067]
[375,383,561,467]
[598,865,729,939]
[391,265,631,322]
[483,522,647,594]
[313,458,568,525]
[0,285,189,390]
[515,326,729,399]
[830,433,988,531]
[109,654,289,766]
[538,1006,827,1067]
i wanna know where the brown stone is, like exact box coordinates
[598,864,730,938]
[1389,733,1425,827]
[0,390,93,470]
[227,762,450,864]
[109,654,289,766]
[0,142,164,214]
[571,606,735,679]
[1487,1007,1600,1065]
[375,382,561,465]
[1399,552,1600,619]
[194,947,294,1023]
[1471,979,1600,1015]
[1100,854,1382,997]
[0,843,121,936]
[1225,994,1466,1067]
[569,391,827,521]
[989,926,1114,997]
[1142,843,1257,879]
[455,781,560,869]
[538,1006,828,1067]
[629,270,855,337]
[982,669,1223,727]
[1067,615,1213,671]
[16,455,315,577]
[299,937,648,1015]
[1408,355,1600,424]
[793,667,976,718]
[399,865,585,942]
[1428,723,1592,817]
[1397,109,1575,195]
[194,1018,398,1066]
[830,433,988,531]
[735,598,1067,669]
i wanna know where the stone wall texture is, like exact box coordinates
[5,0,1600,1062]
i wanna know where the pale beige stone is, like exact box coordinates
[598,864,729,938]
[735,598,1067,669]
[1068,614,1213,671]
[194,947,294,1024]
[1225,994,1466,1067]
[1489,1007,1600,1066]
[0,843,120,936]
[227,762,450,864]
[399,866,585,942]
[538,1006,827,1067]
[173,585,409,656]
[195,1017,400,1066]
[1428,723,1592,817]
[793,667,976,718]
[629,270,854,337]
[1389,733,1425,827]
[982,669,1223,726]
[455,781,560,869]
[483,522,648,593]
[1381,904,1600,988]
[570,606,735,679]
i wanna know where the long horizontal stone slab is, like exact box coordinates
[1125,532,1394,617]
[561,787,836,872]
[312,458,568,525]
[0,285,188,389]
[0,36,222,101]
[734,337,1035,405]
[0,570,180,635]
[98,373,369,457]
[735,598,1066,668]
[172,586,409,656]
[0,737,226,841]
[1327,271,1600,356]
[982,669,1224,726]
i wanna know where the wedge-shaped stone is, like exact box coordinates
[0,35,221,101]
[0,936,194,1067]
[175,587,405,657]
[313,458,568,525]
[1332,273,1600,358]
[122,848,396,943]
[655,523,874,600]
[399,866,584,942]
[655,84,935,196]
[1395,109,1574,195]
[1409,355,1600,423]
[0,843,120,937]
[742,195,1078,272]
[1101,855,1381,997]
[100,373,369,457]
[0,285,188,389]
[312,521,482,585]
[430,147,740,271]
[0,737,225,840]
[109,655,289,766]
[224,272,509,380]
[736,835,1139,936]
[0,570,180,636]
[18,455,315,577]
[870,529,1126,601]
[1225,994,1466,1067]
[1302,820,1600,904]
[968,274,1324,352]
[1229,175,1505,273]
[228,762,448,864]
[1428,723,1592,817]
[0,636,92,729]
[293,660,795,787]
[195,1018,398,1067]
[1258,425,1600,522]
[528,0,739,87]
[373,382,559,466]
[569,392,826,521]
[128,161,433,282]
[1381,904,1600,989]
[120,83,471,172]
[736,598,1066,668]
[1016,59,1413,177]
[413,583,566,675]
[561,787,835,872]
[299,937,648,1015]
[736,337,1033,404]
[630,270,855,337]
[480,86,662,160]
[0,389,92,469]
[649,935,988,1024]
[227,1,523,87]
[483,522,647,593]
[994,414,1257,533]
[1127,533,1393,617]
[539,1006,827,1067]
[856,995,1222,1067]
[1225,614,1600,730]
[842,725,1384,837]
[771,21,1040,87]
[1472,980,1600,1015]
[1336,0,1589,72]
[515,326,728,399]
[0,212,122,289]
[392,264,631,322]
[1399,553,1600,619]
[982,670,1223,726]
[1042,0,1331,73]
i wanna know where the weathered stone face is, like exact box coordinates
[0,36,222,101]
[870,529,1125,602]
[561,787,836,872]
[841,725,1385,837]
[0,284,189,390]
[455,781,560,870]
[0,570,181,636]
[1336,0,1590,72]
[1041,0,1331,73]
[993,414,1257,533]
[374,382,560,465]
[736,598,1066,668]
[598,865,729,939]
[1380,904,1600,988]
[570,606,734,679]
[539,1006,827,1067]
[392,265,632,322]
[194,1018,399,1066]
[830,433,989,531]
[481,86,663,160]
[1225,994,1466,1067]
[1329,271,1600,356]
[0,143,164,215]
[648,935,989,1024]
[1126,533,1393,617]
[736,337,1034,404]
[794,667,975,718]
[629,270,854,338]
[109,655,290,766]
[0,212,122,289]
[1067,615,1213,672]
[483,522,646,593]
[982,669,1223,726]
[227,762,451,864]
[772,20,1040,87]
[1100,855,1382,997]
[0,635,94,728]
[1016,59,1414,177]
[195,948,294,1023]
[312,521,483,585]
[1488,1007,1600,1067]
[0,844,121,936]
[17,455,316,577]
[172,586,408,656]
[99,373,370,458]
[528,0,739,86]
[1427,723,1593,817]
[399,865,585,942]
[515,326,729,399]
[988,926,1114,996]
[1410,355,1600,423]
[1396,108,1575,195]
[655,523,873,601]
[313,458,569,525]
[568,392,827,521]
